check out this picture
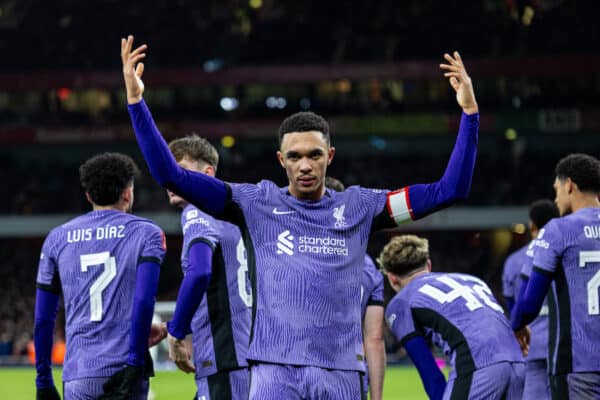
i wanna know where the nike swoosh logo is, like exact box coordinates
[272,208,295,215]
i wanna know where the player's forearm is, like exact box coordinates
[511,270,550,331]
[364,338,385,400]
[404,336,446,400]
[406,113,478,220]
[504,296,515,316]
[128,261,160,367]
[127,100,229,216]
[34,288,60,388]
[167,241,213,339]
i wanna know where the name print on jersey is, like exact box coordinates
[66,224,126,243]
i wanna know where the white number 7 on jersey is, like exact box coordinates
[580,251,600,315]
[80,252,117,321]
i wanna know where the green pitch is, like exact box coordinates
[0,366,427,399]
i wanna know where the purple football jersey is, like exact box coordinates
[520,241,549,362]
[361,255,384,318]
[180,205,251,378]
[503,243,549,362]
[532,207,600,375]
[502,245,529,302]
[386,272,523,380]
[36,210,166,381]
[225,181,389,371]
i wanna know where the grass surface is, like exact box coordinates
[0,366,426,399]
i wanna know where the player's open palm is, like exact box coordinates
[440,51,478,115]
[120,35,146,104]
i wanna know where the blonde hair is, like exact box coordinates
[378,235,429,276]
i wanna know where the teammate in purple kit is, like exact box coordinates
[326,177,385,400]
[380,235,525,399]
[502,199,558,399]
[34,153,166,400]
[512,153,600,399]
[121,34,479,399]
[161,135,251,399]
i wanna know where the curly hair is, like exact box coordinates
[529,199,559,230]
[377,235,430,276]
[79,153,140,206]
[278,111,330,147]
[168,134,219,170]
[555,153,600,193]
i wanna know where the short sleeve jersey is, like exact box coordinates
[361,255,384,318]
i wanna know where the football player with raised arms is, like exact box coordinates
[122,35,479,399]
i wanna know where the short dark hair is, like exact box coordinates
[168,134,219,170]
[278,111,330,146]
[79,153,140,206]
[529,199,559,230]
[555,153,600,193]
[325,177,345,192]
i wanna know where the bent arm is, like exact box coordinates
[387,113,478,223]
[34,288,60,388]
[167,240,213,339]
[128,260,161,367]
[403,335,446,400]
[128,100,229,216]
[511,269,552,331]
[363,305,385,400]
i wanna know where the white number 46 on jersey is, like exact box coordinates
[419,275,504,313]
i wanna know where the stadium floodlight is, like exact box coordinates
[220,97,239,111]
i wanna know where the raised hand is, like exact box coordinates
[440,51,478,115]
[167,333,196,374]
[120,35,147,104]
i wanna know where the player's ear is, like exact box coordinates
[327,146,335,166]
[85,192,94,206]
[203,164,216,177]
[122,185,133,204]
[566,177,575,194]
[426,259,432,272]
[276,151,285,168]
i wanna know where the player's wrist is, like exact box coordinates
[127,94,143,105]
[462,103,478,115]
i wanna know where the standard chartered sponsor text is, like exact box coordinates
[298,235,348,256]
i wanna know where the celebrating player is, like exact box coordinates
[326,177,385,400]
[163,135,252,399]
[380,235,525,399]
[511,153,600,399]
[34,153,166,399]
[122,35,479,399]
[502,199,558,399]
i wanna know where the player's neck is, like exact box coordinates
[287,184,327,201]
[571,193,600,213]
[92,203,128,213]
